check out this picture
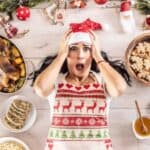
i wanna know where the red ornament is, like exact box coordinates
[120,1,131,12]
[94,0,107,5]
[69,0,87,8]
[16,6,30,21]
[146,16,150,26]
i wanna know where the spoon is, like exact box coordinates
[135,100,148,134]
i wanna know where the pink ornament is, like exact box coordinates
[16,6,30,21]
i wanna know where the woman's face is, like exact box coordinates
[67,42,92,78]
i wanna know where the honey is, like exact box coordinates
[134,117,150,136]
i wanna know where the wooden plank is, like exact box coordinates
[1,109,149,150]
[0,8,145,58]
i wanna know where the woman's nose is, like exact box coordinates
[77,49,84,58]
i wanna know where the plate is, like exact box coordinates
[0,137,30,150]
[0,35,27,93]
[0,95,37,133]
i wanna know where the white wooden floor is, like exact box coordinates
[0,1,150,150]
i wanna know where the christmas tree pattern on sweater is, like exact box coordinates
[45,82,113,150]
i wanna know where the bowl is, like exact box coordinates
[0,95,37,133]
[0,137,30,150]
[125,33,150,86]
[0,35,28,93]
[132,116,150,140]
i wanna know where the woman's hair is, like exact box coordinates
[28,51,132,86]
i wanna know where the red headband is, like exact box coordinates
[69,18,102,32]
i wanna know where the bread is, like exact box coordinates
[4,99,32,130]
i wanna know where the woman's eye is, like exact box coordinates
[83,47,91,51]
[69,46,78,51]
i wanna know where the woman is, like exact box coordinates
[33,20,128,150]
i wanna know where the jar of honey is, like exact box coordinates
[132,116,150,139]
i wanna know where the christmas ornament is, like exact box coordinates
[43,0,67,25]
[119,1,136,33]
[144,15,150,30]
[0,0,51,19]
[94,0,108,5]
[136,0,150,15]
[0,15,29,38]
[16,6,30,21]
[0,15,18,38]
[69,0,87,8]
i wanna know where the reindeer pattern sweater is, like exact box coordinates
[45,72,113,150]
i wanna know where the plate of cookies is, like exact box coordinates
[0,137,30,150]
[125,33,150,85]
[0,95,37,133]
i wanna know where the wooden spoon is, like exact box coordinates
[135,100,148,134]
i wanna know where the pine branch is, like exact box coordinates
[136,0,150,15]
[0,0,51,13]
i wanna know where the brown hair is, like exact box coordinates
[28,51,132,86]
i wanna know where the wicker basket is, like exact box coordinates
[125,33,150,86]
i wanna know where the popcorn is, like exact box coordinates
[129,41,150,82]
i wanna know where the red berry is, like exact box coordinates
[146,16,150,26]
[16,6,30,21]
[120,1,131,12]
[94,0,107,5]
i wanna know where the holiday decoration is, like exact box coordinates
[43,0,67,25]
[119,0,136,33]
[94,0,108,5]
[136,0,150,15]
[69,0,87,8]
[70,18,110,33]
[0,15,29,38]
[0,15,18,38]
[16,6,30,21]
[0,0,51,18]
[70,18,102,32]
[144,15,150,29]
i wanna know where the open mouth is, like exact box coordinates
[76,63,84,71]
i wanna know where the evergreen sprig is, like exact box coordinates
[0,0,51,14]
[136,0,150,15]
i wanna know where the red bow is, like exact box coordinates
[70,18,102,32]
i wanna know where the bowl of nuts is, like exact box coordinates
[125,33,150,85]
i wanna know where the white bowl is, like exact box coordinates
[132,117,150,140]
[0,95,37,133]
[0,137,30,150]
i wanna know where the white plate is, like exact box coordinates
[0,137,30,150]
[0,95,37,133]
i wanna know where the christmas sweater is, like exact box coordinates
[45,72,113,150]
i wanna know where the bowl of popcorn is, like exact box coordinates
[0,137,30,150]
[125,33,150,85]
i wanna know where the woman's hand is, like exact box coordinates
[58,30,71,58]
[89,30,104,62]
